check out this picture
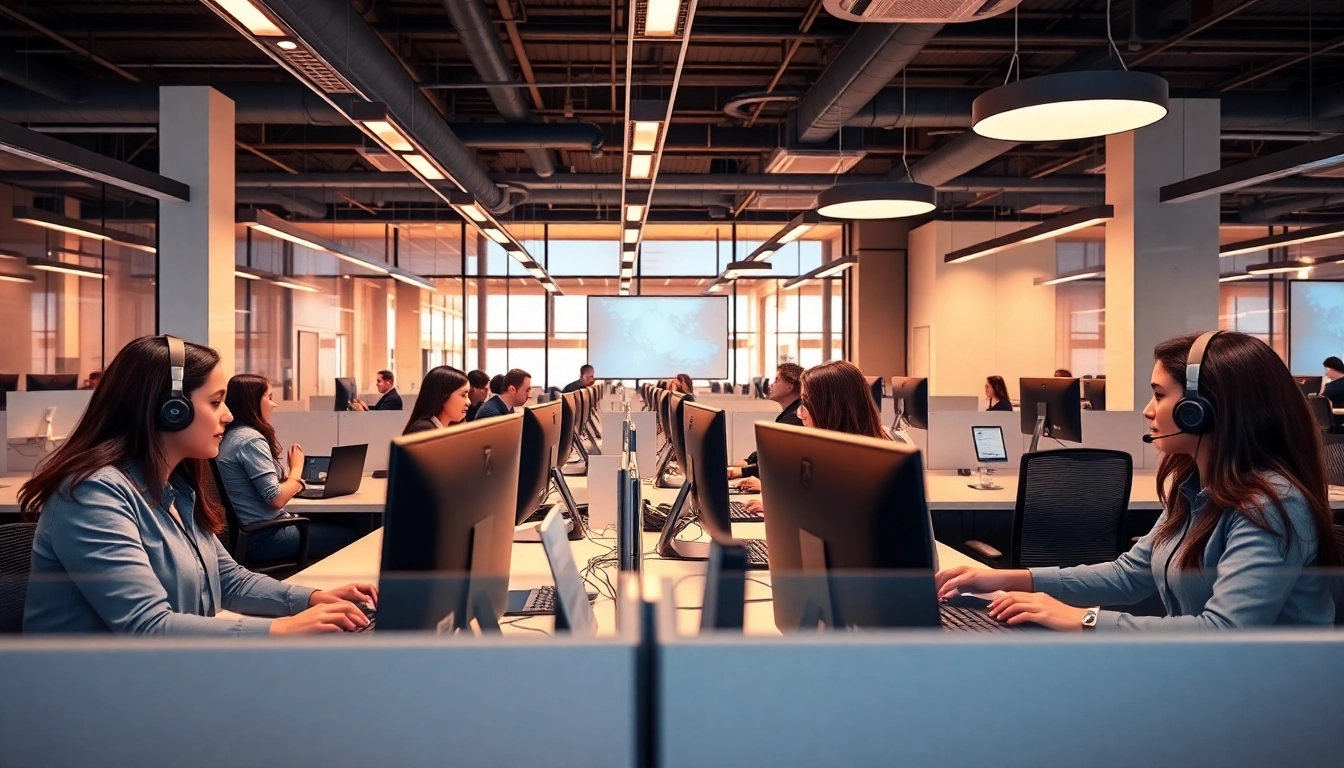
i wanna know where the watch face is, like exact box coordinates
[1083,609,1099,627]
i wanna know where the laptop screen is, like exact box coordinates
[302,456,330,485]
[971,426,1008,464]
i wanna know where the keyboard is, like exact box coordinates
[352,603,376,633]
[939,604,1023,633]
[296,486,326,499]
[523,504,589,525]
[743,538,769,567]
[519,586,556,614]
[729,500,763,522]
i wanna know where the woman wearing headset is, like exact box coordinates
[936,331,1339,630]
[21,336,374,635]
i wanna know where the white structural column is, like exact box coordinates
[1105,99,1221,411]
[157,86,236,374]
[393,281,423,393]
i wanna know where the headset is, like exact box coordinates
[1171,330,1222,436]
[157,335,194,432]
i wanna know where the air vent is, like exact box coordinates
[765,148,866,175]
[278,47,355,94]
[1019,204,1074,215]
[356,145,408,173]
[749,192,822,211]
[824,0,1021,23]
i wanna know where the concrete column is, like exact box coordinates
[157,86,235,374]
[56,197,83,374]
[394,281,422,393]
[475,233,488,367]
[1105,99,1221,411]
[851,219,909,378]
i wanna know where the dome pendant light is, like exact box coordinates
[816,181,936,220]
[972,69,1169,142]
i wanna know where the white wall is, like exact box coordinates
[909,220,1058,403]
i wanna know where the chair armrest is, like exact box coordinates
[240,516,311,534]
[963,540,1004,565]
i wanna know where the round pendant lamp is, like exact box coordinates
[972,70,1169,142]
[815,181,936,220]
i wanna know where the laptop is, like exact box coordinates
[296,443,368,499]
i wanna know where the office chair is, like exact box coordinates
[1332,525,1344,628]
[1307,395,1334,435]
[710,382,721,394]
[0,522,37,633]
[207,460,312,578]
[1323,435,1344,488]
[964,449,1133,569]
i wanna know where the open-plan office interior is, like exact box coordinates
[2,0,1344,766]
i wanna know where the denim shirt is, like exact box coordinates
[1030,472,1334,630]
[216,426,289,528]
[24,464,315,635]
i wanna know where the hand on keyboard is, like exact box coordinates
[984,591,1087,631]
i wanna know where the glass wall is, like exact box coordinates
[1053,240,1106,377]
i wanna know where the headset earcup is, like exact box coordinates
[1173,396,1213,435]
[158,395,194,432]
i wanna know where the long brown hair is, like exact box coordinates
[800,360,890,440]
[403,366,469,434]
[18,336,225,533]
[986,375,1010,404]
[1153,332,1339,570]
[225,374,280,460]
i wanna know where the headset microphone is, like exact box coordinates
[1142,431,1184,444]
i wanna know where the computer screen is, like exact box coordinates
[889,376,929,430]
[334,377,357,411]
[516,400,562,525]
[1289,281,1344,375]
[586,296,729,379]
[682,401,732,541]
[1294,376,1323,397]
[864,376,884,410]
[1019,377,1083,443]
[26,374,77,392]
[971,426,1008,464]
[377,415,523,632]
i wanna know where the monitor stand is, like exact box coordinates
[1028,401,1047,453]
[514,469,588,543]
[654,480,711,561]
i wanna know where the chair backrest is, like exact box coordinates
[1012,449,1134,569]
[0,522,38,633]
[1324,436,1344,488]
[1306,395,1334,434]
[1332,526,1344,627]
[207,459,242,554]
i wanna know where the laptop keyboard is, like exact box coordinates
[729,500,763,522]
[296,487,326,499]
[939,604,1023,633]
[743,538,769,567]
[521,586,556,613]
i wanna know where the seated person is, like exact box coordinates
[670,373,696,396]
[1053,368,1073,378]
[937,332,1338,630]
[985,375,1013,411]
[350,369,402,411]
[742,360,891,515]
[474,368,532,420]
[403,366,472,434]
[217,374,358,562]
[563,364,595,393]
[729,363,804,482]
[21,336,374,635]
[1323,357,1344,429]
[465,369,491,421]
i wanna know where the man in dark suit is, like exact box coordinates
[351,370,402,411]
[563,364,595,393]
[465,369,491,421]
[473,368,532,421]
[730,362,805,481]
[1323,357,1344,428]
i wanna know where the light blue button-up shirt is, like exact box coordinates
[216,426,289,528]
[24,464,315,635]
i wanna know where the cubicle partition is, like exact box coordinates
[335,411,407,472]
[4,391,95,473]
[268,411,339,460]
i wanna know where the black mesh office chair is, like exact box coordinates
[1332,525,1344,627]
[964,449,1133,569]
[207,459,311,578]
[1307,395,1334,435]
[1324,435,1344,488]
[0,522,37,633]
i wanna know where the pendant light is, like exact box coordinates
[971,3,1168,142]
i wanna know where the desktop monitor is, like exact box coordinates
[377,414,523,632]
[557,391,580,465]
[700,537,748,632]
[1019,377,1083,447]
[334,377,358,411]
[1083,378,1107,411]
[889,376,929,430]
[864,376,884,411]
[1295,376,1323,398]
[26,374,77,391]
[681,401,732,542]
[0,374,17,410]
[667,392,692,476]
[516,400,562,526]
[754,422,939,631]
[616,466,642,572]
[971,426,1009,465]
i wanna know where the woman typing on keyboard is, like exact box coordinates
[216,374,356,562]
[21,337,374,635]
[936,332,1339,631]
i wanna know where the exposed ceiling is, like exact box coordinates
[2,0,1344,226]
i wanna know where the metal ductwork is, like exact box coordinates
[1238,193,1344,222]
[793,23,943,143]
[235,190,329,218]
[0,84,349,125]
[844,88,977,129]
[0,52,78,104]
[453,123,604,153]
[902,132,1019,187]
[261,0,505,211]
[247,185,735,210]
[441,0,555,177]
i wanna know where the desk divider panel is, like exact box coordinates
[929,395,978,412]
[336,411,407,472]
[5,391,94,473]
[307,394,336,412]
[925,410,1022,470]
[1079,410,1152,468]
[269,412,338,460]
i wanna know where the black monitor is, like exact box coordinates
[0,374,17,410]
[656,401,755,563]
[754,422,939,631]
[334,377,358,411]
[668,392,691,473]
[864,376,884,411]
[516,400,562,526]
[557,391,580,465]
[700,537,748,632]
[1083,378,1107,411]
[1019,377,1083,449]
[1295,376,1323,397]
[26,374,77,391]
[889,376,929,430]
[616,465,642,572]
[377,414,523,632]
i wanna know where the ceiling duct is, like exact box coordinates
[824,0,1020,23]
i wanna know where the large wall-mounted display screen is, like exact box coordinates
[586,297,729,379]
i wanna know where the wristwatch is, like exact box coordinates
[1081,607,1100,629]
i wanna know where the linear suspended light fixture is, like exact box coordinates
[12,206,157,253]
[1219,272,1257,282]
[0,249,22,260]
[239,209,396,276]
[1034,267,1105,286]
[271,277,321,293]
[641,0,685,36]
[212,0,285,36]
[1246,259,1313,275]
[723,261,772,280]
[816,181,935,220]
[745,211,824,261]
[1162,133,1344,204]
[27,257,104,279]
[781,255,858,289]
[972,70,1169,142]
[0,273,35,284]
[388,270,435,290]
[234,267,264,280]
[349,101,414,153]
[945,205,1114,264]
[1219,221,1344,258]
